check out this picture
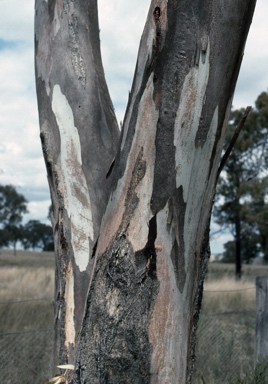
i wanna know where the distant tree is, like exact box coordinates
[0,185,28,226]
[22,220,54,251]
[214,92,268,277]
[222,237,260,264]
[240,177,268,260]
[0,227,10,248]
[2,224,25,255]
[0,185,28,255]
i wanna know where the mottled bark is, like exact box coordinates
[35,0,119,367]
[35,0,256,382]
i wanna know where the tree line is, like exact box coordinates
[0,185,54,254]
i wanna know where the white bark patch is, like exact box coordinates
[52,84,93,271]
[64,262,75,353]
[127,73,159,251]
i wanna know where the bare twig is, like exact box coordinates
[216,106,252,181]
[46,365,74,384]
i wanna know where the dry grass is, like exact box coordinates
[200,261,268,314]
[192,262,267,383]
[0,248,55,269]
[206,262,268,282]
[0,249,55,383]
[202,277,256,314]
[0,249,54,331]
[1,250,267,383]
[0,266,54,301]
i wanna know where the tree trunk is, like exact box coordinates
[35,0,119,367]
[35,0,256,382]
[235,213,242,279]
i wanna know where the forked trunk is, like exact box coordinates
[35,0,256,382]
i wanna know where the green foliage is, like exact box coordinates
[0,184,28,253]
[0,184,54,253]
[22,220,54,251]
[0,184,28,226]
[214,92,268,268]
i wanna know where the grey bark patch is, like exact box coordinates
[68,12,86,87]
[167,186,187,293]
[47,0,56,22]
[171,237,186,293]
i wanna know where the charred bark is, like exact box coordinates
[35,0,256,382]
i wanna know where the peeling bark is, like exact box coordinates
[35,0,256,382]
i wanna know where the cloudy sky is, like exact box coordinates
[0,0,267,253]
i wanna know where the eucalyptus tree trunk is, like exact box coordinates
[35,0,119,365]
[35,0,256,382]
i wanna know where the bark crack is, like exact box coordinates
[144,215,157,278]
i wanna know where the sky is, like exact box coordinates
[0,0,267,253]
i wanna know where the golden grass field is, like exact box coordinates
[1,248,267,383]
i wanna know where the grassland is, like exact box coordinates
[0,249,54,384]
[0,249,267,383]
[193,262,268,384]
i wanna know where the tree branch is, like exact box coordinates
[217,106,252,181]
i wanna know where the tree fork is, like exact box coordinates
[35,0,256,382]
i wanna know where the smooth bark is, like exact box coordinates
[35,0,256,382]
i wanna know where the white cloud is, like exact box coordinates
[24,199,52,225]
[0,0,34,42]
[233,0,268,109]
